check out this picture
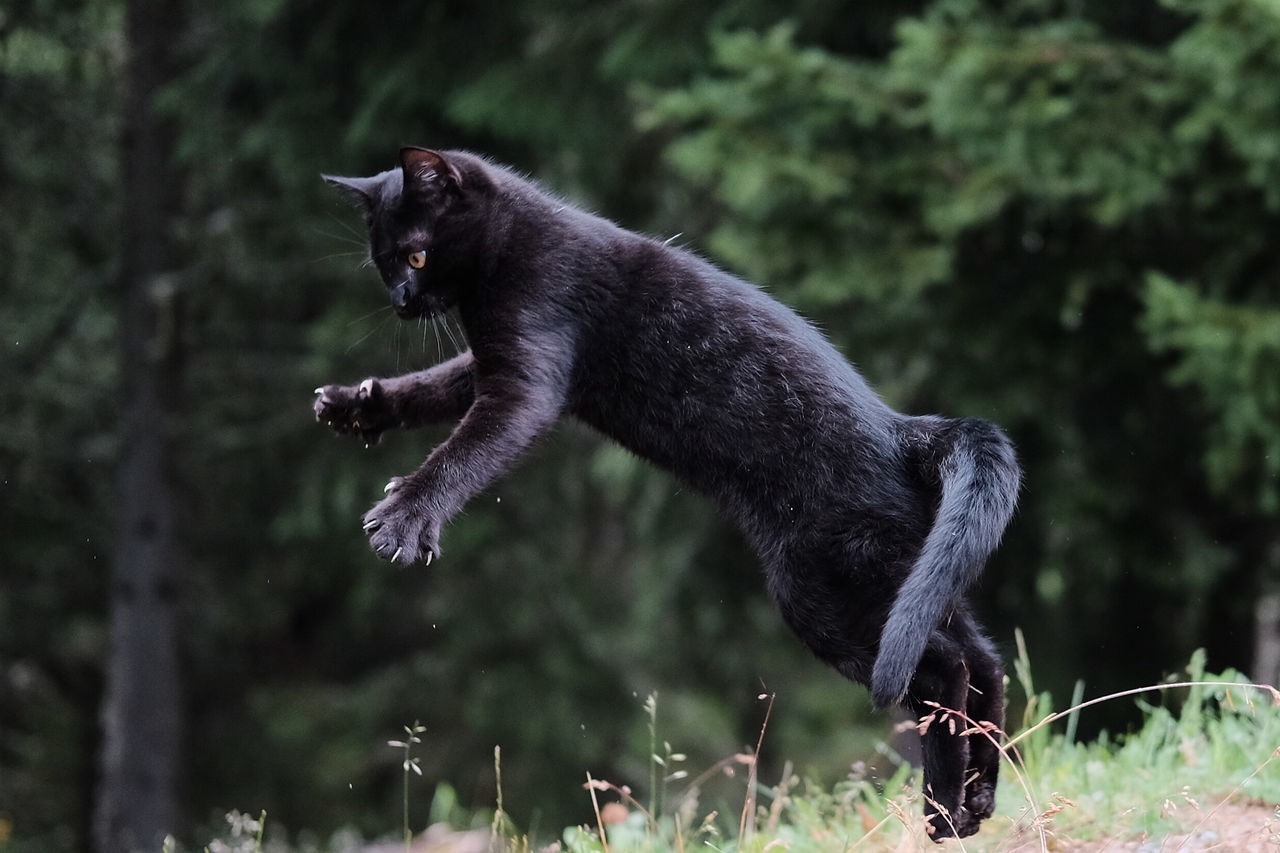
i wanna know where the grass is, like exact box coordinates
[549,641,1280,853]
[191,641,1280,852]
[998,654,1280,846]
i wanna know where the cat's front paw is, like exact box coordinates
[314,378,398,446]
[360,478,442,566]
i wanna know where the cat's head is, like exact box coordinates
[324,147,465,319]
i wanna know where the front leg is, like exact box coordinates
[314,351,476,444]
[362,357,567,565]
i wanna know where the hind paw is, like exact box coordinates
[927,807,983,842]
[963,778,996,821]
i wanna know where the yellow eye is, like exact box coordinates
[407,251,427,269]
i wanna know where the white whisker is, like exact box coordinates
[346,313,392,354]
[322,214,368,243]
[431,315,444,363]
[347,305,393,327]
[393,318,402,372]
[313,227,368,250]
[311,250,368,264]
[442,314,467,355]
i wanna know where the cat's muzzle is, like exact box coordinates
[391,292,448,320]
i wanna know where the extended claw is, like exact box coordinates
[314,387,324,395]
[391,547,403,563]
[362,518,380,532]
[424,551,433,566]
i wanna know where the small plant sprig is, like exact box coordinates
[389,721,427,851]
[642,692,691,839]
[188,809,267,853]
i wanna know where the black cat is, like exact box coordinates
[315,148,1021,839]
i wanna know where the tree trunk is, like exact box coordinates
[1255,541,1280,687]
[94,0,183,848]
[1256,594,1280,686]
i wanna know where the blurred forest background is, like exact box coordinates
[3,0,1280,849]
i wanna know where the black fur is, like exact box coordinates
[315,148,1021,839]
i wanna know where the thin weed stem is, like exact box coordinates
[844,812,895,851]
[1064,678,1085,745]
[646,692,659,836]
[1004,680,1280,751]
[389,722,426,851]
[738,692,776,844]
[1172,745,1280,852]
[586,772,612,853]
[491,746,507,853]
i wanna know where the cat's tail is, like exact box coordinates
[869,417,1021,709]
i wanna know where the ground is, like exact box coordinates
[1002,801,1280,853]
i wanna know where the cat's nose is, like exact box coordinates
[390,283,412,313]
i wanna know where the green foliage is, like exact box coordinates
[646,24,950,319]
[1167,0,1280,208]
[1143,274,1280,512]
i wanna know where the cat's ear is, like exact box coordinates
[323,174,380,213]
[400,147,462,193]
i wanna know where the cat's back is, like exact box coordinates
[616,235,895,423]
[569,229,905,508]
[461,155,904,484]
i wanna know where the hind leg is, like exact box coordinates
[956,617,1004,827]
[906,636,975,840]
